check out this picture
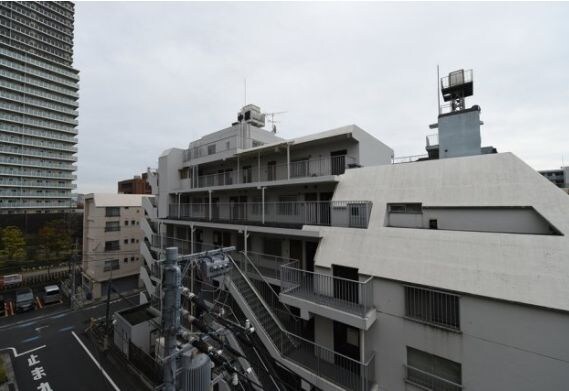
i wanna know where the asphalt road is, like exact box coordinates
[0,294,148,391]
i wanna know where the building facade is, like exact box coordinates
[138,103,569,391]
[82,194,150,300]
[118,172,152,194]
[539,167,569,194]
[0,2,79,214]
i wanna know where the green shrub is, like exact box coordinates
[0,356,7,384]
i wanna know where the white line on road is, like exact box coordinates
[71,331,121,391]
[0,344,46,357]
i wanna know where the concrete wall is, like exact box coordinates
[157,148,184,218]
[368,277,569,391]
[352,126,394,166]
[438,109,481,159]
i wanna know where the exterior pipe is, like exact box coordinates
[208,190,212,221]
[287,143,290,180]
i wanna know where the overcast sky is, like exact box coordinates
[74,2,569,193]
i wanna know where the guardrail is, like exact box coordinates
[169,200,372,229]
[280,261,374,317]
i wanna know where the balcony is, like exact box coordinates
[280,262,376,329]
[169,200,373,229]
[426,133,438,148]
[185,154,355,190]
[0,200,76,209]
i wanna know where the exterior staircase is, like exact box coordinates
[225,251,375,391]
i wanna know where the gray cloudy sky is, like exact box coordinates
[74,2,569,193]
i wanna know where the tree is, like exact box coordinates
[37,220,72,261]
[0,226,27,262]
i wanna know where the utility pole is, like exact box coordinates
[162,247,181,391]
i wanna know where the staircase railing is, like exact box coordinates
[227,252,376,390]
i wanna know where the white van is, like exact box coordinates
[43,285,61,305]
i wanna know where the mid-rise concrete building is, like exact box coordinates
[539,166,569,194]
[118,172,152,195]
[82,193,151,300]
[138,78,569,390]
[0,2,79,214]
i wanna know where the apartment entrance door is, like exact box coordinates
[305,241,317,272]
[333,321,361,368]
[211,197,219,220]
[289,240,303,264]
[330,149,347,175]
[320,192,333,226]
[305,193,318,225]
[333,264,359,304]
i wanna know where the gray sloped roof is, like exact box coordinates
[314,152,569,312]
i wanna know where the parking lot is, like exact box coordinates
[1,286,65,319]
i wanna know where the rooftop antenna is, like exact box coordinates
[243,78,247,106]
[263,111,287,133]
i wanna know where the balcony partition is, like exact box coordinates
[169,200,372,229]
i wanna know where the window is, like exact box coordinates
[388,203,422,213]
[123,258,128,263]
[242,165,252,183]
[131,220,135,225]
[103,259,120,272]
[105,207,120,217]
[429,219,438,229]
[125,220,129,226]
[104,241,120,252]
[405,286,460,330]
[207,144,216,155]
[124,239,128,245]
[406,347,462,391]
[104,221,120,232]
[131,238,135,243]
[131,257,135,262]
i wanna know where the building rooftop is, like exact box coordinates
[85,193,152,207]
[315,152,569,312]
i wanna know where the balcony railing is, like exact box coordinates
[404,365,462,391]
[169,200,373,229]
[0,200,76,208]
[244,251,295,280]
[280,261,374,317]
[0,168,76,180]
[188,154,356,189]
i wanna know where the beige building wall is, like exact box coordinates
[82,193,149,299]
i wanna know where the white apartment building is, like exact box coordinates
[82,193,151,299]
[139,100,569,391]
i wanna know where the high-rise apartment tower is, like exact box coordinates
[0,1,79,214]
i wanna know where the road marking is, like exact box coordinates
[21,335,41,344]
[58,325,74,332]
[49,313,67,320]
[35,325,49,332]
[71,331,121,391]
[36,297,43,309]
[0,344,46,357]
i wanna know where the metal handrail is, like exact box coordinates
[233,251,298,320]
[280,261,374,316]
[226,254,291,349]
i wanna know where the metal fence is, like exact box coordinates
[169,200,372,229]
[404,285,460,330]
[280,261,374,317]
[404,365,462,391]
